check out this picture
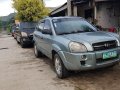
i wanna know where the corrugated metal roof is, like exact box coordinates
[50,3,67,15]
[72,0,89,5]
[95,0,120,2]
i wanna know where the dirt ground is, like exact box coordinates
[1,31,120,90]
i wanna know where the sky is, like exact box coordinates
[0,0,67,16]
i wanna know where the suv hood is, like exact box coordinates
[62,31,118,44]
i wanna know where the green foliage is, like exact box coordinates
[6,24,12,34]
[13,0,49,22]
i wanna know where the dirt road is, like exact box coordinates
[0,32,120,90]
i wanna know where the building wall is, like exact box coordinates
[77,3,94,23]
[50,0,120,29]
[96,2,120,28]
[77,3,89,17]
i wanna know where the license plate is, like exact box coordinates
[103,51,117,59]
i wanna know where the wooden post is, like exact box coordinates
[73,6,78,16]
[94,3,97,20]
[67,0,72,16]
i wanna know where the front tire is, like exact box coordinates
[20,38,25,48]
[54,54,69,79]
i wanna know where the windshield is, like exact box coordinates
[19,22,36,30]
[52,18,97,35]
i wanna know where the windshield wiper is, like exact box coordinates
[58,30,94,35]
[58,32,72,35]
[58,30,86,35]
[75,29,94,33]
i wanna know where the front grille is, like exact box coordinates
[28,35,33,40]
[92,40,117,51]
[96,56,118,63]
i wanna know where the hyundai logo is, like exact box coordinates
[104,43,110,47]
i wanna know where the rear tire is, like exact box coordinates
[34,44,42,58]
[54,54,69,79]
[14,34,16,39]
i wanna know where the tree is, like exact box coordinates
[12,0,49,22]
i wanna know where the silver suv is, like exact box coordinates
[33,17,120,78]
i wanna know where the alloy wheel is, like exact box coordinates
[55,56,62,76]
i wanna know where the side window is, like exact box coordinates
[37,21,44,31]
[44,20,51,30]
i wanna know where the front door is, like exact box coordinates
[41,19,53,58]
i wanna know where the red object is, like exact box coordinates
[108,27,116,32]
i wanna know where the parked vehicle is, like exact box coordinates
[33,17,120,78]
[14,22,36,48]
[11,25,16,37]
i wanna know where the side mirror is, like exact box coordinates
[42,29,52,35]
[36,26,42,31]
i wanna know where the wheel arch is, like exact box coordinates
[51,44,62,63]
[51,44,68,68]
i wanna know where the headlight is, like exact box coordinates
[118,36,120,46]
[69,42,87,53]
[21,32,27,37]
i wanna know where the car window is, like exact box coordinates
[37,21,44,31]
[20,22,36,30]
[44,20,51,30]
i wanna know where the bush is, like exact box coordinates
[7,25,11,34]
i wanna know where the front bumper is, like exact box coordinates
[22,35,34,44]
[58,47,120,71]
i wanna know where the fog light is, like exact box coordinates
[81,55,87,60]
[80,61,85,66]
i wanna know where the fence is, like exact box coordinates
[101,27,120,35]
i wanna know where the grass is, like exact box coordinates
[0,28,2,33]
